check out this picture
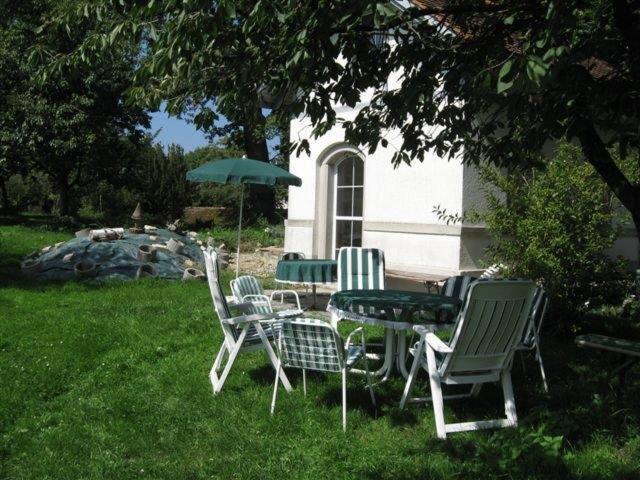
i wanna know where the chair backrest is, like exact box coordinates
[230,275,272,315]
[522,286,549,346]
[203,247,239,344]
[439,280,537,377]
[337,247,385,291]
[441,275,478,302]
[281,252,305,261]
[276,318,344,372]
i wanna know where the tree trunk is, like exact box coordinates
[0,178,9,211]
[576,121,640,289]
[243,109,276,221]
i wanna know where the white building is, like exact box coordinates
[284,105,491,281]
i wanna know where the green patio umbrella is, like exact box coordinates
[186,157,302,277]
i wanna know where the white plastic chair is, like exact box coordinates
[230,274,302,314]
[400,279,537,439]
[270,318,376,431]
[203,246,300,395]
[515,286,550,392]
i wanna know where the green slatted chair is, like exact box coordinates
[203,246,299,395]
[230,275,302,315]
[441,275,478,301]
[333,246,386,335]
[332,247,386,330]
[270,318,376,431]
[337,247,386,291]
[436,275,478,323]
[400,279,537,439]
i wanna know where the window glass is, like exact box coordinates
[335,220,352,251]
[336,188,353,216]
[336,158,354,186]
[352,187,363,216]
[353,158,364,185]
[351,221,362,246]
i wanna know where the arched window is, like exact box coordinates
[333,155,364,258]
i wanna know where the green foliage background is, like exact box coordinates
[481,143,633,321]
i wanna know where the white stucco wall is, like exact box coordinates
[285,104,469,275]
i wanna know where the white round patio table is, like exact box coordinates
[327,289,461,381]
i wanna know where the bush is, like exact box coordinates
[201,218,284,252]
[135,144,191,221]
[5,172,55,213]
[480,142,631,325]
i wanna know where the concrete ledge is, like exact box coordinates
[364,221,488,237]
[285,219,314,228]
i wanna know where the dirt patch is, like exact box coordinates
[227,246,283,277]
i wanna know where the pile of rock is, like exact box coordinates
[21,227,210,282]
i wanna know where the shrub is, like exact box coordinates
[201,218,284,252]
[135,144,191,221]
[480,142,630,325]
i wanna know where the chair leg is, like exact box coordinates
[271,357,282,415]
[255,322,292,392]
[470,383,483,397]
[362,353,377,407]
[209,343,228,394]
[214,327,249,394]
[426,345,447,439]
[400,338,425,409]
[342,368,347,432]
[519,350,527,372]
[535,344,549,392]
[302,369,307,396]
[501,372,518,427]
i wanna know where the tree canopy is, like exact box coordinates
[47,1,640,241]
[1,0,149,216]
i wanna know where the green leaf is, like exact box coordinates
[525,55,547,84]
[224,0,236,17]
[497,59,515,93]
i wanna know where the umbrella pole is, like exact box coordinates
[236,184,244,278]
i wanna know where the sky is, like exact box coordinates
[148,109,280,156]
[148,110,210,153]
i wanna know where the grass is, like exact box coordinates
[1,220,640,479]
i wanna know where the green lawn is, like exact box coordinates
[1,222,639,479]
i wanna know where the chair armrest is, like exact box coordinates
[270,290,302,310]
[222,312,288,326]
[345,327,365,351]
[242,294,272,309]
[425,333,453,354]
[228,301,255,315]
